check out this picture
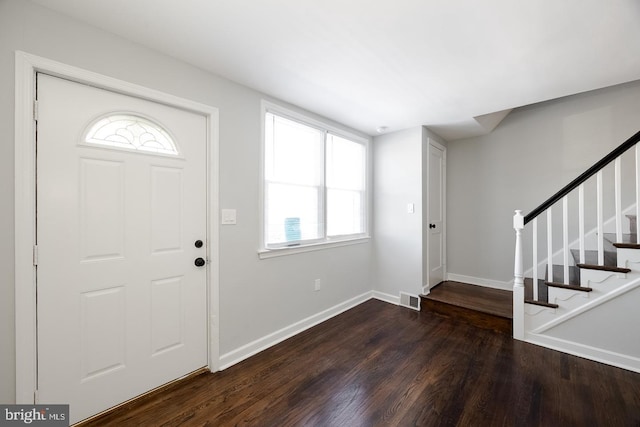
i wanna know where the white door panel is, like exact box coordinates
[428,142,445,288]
[37,74,208,424]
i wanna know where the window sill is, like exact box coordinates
[258,236,371,259]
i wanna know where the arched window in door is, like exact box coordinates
[84,114,179,155]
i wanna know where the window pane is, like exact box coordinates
[263,107,368,248]
[265,183,322,245]
[326,134,365,191]
[327,189,365,236]
[265,113,324,186]
[326,134,366,237]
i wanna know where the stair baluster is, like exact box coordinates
[562,195,569,284]
[532,218,538,301]
[579,184,585,263]
[547,209,553,283]
[615,157,623,243]
[597,170,604,265]
[636,145,640,244]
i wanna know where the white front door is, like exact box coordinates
[428,141,445,288]
[36,74,208,424]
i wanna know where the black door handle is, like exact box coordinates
[194,257,206,267]
[429,224,436,229]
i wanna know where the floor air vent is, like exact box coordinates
[400,292,421,311]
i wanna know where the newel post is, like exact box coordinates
[513,210,525,340]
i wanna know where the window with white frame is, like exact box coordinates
[263,106,368,250]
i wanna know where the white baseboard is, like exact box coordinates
[446,273,513,291]
[525,332,640,374]
[218,291,372,370]
[371,290,400,305]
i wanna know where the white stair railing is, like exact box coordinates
[513,130,640,340]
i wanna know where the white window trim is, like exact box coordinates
[259,100,371,257]
[258,236,371,259]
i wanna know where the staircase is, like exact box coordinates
[524,216,637,309]
[513,130,640,373]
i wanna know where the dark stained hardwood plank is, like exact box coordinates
[80,299,640,427]
[425,281,513,318]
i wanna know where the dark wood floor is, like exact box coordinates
[82,299,640,427]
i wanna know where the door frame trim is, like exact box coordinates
[14,51,220,403]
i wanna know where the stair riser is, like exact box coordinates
[525,306,558,331]
[579,271,638,296]
[617,248,640,269]
[580,270,622,287]
[548,287,591,308]
[421,299,512,335]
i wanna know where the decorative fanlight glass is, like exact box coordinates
[84,114,178,155]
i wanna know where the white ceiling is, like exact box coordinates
[31,0,640,140]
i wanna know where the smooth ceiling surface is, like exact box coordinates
[30,0,640,139]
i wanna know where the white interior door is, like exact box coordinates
[428,141,445,288]
[36,74,208,424]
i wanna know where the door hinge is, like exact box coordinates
[33,244,38,266]
[33,99,39,122]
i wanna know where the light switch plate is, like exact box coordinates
[407,203,415,214]
[221,209,237,225]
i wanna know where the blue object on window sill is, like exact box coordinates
[284,217,301,241]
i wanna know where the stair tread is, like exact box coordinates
[423,281,512,319]
[613,242,640,249]
[576,263,631,273]
[545,281,593,292]
[524,299,559,309]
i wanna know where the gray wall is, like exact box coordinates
[546,286,640,357]
[0,0,372,403]
[373,127,424,297]
[447,80,640,283]
[372,126,447,297]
